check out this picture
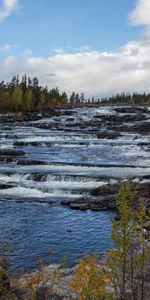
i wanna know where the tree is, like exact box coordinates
[23,89,34,111]
[12,86,23,112]
[70,92,76,106]
[80,93,85,103]
[75,93,80,105]
[71,254,107,300]
[106,181,150,300]
[134,201,150,300]
[61,92,68,105]
[20,74,27,93]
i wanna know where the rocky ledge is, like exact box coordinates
[61,181,150,212]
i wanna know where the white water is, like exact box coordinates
[0,105,149,272]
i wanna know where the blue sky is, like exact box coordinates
[0,0,140,56]
[0,0,150,97]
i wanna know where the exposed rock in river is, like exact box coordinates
[0,149,25,156]
[114,107,149,114]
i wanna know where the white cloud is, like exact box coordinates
[1,39,150,97]
[0,43,18,51]
[51,48,64,55]
[0,55,17,79]
[0,0,19,22]
[22,48,32,57]
[129,0,150,26]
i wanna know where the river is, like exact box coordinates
[0,105,149,271]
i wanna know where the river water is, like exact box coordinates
[0,106,149,271]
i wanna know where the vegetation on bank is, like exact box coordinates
[0,181,149,299]
[0,75,150,113]
[71,182,150,300]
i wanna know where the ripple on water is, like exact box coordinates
[0,202,114,272]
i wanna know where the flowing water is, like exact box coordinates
[0,106,149,271]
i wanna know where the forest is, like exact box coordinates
[0,75,150,113]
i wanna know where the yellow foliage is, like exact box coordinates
[70,253,107,300]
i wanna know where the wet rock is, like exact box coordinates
[114,107,149,114]
[91,183,119,196]
[0,157,14,163]
[29,174,48,181]
[69,203,89,210]
[0,113,42,124]
[137,142,150,147]
[37,123,52,129]
[14,141,26,147]
[93,115,102,119]
[97,131,121,139]
[66,118,74,122]
[17,159,48,165]
[109,122,150,134]
[0,149,25,156]
[4,134,18,139]
[14,141,42,147]
[61,181,150,212]
[61,199,72,206]
[0,183,14,189]
[101,114,147,123]
[91,204,108,211]
[61,194,117,211]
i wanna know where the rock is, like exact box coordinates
[137,142,150,147]
[91,183,119,196]
[66,118,74,122]
[91,204,107,211]
[0,183,14,189]
[100,113,147,123]
[17,159,48,165]
[69,203,89,210]
[97,131,121,139]
[114,107,149,114]
[0,113,42,124]
[109,122,150,134]
[0,149,25,156]
[14,141,26,147]
[61,199,72,206]
[29,174,47,182]
[0,157,14,163]
[61,181,150,212]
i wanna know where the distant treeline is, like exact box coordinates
[0,75,85,112]
[0,75,150,112]
[100,92,150,105]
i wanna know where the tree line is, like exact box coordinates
[0,75,86,112]
[100,92,150,105]
[0,75,150,113]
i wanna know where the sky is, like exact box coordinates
[0,0,150,97]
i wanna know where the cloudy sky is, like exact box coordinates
[0,0,150,97]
